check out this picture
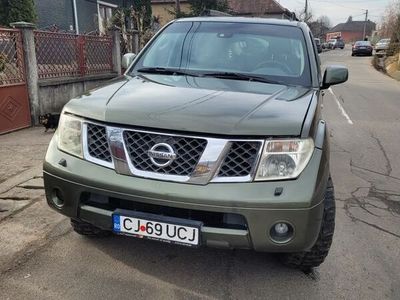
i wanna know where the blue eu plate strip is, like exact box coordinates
[113,214,121,232]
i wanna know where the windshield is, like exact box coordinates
[378,39,390,43]
[132,21,312,86]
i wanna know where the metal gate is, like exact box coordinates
[0,28,31,134]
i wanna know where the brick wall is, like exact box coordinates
[326,31,366,43]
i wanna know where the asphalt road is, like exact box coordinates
[1,48,400,300]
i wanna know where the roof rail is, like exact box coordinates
[200,9,232,17]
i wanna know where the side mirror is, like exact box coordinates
[122,53,136,69]
[322,65,348,89]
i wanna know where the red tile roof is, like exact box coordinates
[228,0,287,15]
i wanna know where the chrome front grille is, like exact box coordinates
[123,131,207,176]
[218,142,262,177]
[87,124,112,162]
[84,121,264,184]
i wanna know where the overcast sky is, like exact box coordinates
[277,0,392,26]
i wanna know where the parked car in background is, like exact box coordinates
[352,41,373,56]
[327,39,336,49]
[314,38,322,53]
[335,39,345,49]
[321,41,329,50]
[375,38,391,53]
[328,38,345,49]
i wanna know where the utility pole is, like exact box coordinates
[363,9,368,40]
[305,0,308,22]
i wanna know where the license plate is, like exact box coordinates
[360,47,366,49]
[112,210,202,247]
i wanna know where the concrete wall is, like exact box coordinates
[38,74,118,116]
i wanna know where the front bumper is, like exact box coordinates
[43,136,329,252]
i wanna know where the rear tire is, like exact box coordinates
[280,177,335,270]
[71,219,111,237]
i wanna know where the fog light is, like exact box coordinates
[274,223,289,235]
[269,222,294,244]
[51,188,64,208]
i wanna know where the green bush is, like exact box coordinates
[0,0,36,26]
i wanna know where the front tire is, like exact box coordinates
[281,177,335,270]
[71,219,111,237]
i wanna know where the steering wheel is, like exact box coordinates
[254,60,291,74]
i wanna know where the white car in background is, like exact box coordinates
[327,39,337,49]
[375,39,391,53]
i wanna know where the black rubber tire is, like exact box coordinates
[281,177,335,270]
[71,219,111,237]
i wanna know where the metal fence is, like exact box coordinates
[34,30,113,79]
[0,28,25,86]
[84,35,113,75]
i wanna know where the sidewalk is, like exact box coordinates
[0,127,66,273]
[0,127,51,220]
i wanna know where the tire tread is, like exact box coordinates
[281,177,335,270]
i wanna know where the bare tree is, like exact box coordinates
[297,7,313,24]
[318,15,331,29]
[379,0,400,38]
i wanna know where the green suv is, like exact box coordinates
[43,17,348,269]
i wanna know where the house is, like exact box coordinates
[151,0,190,25]
[326,16,376,43]
[34,0,128,34]
[227,0,296,20]
[151,0,297,26]
[33,0,297,34]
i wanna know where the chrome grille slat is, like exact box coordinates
[123,131,208,176]
[218,142,262,177]
[84,121,264,184]
[87,124,112,162]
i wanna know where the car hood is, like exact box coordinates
[65,75,314,136]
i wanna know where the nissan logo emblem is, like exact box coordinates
[147,143,177,167]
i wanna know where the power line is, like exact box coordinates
[308,0,368,12]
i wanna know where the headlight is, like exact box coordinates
[255,138,314,181]
[57,114,83,158]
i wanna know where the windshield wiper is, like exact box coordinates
[136,67,199,77]
[200,72,286,85]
